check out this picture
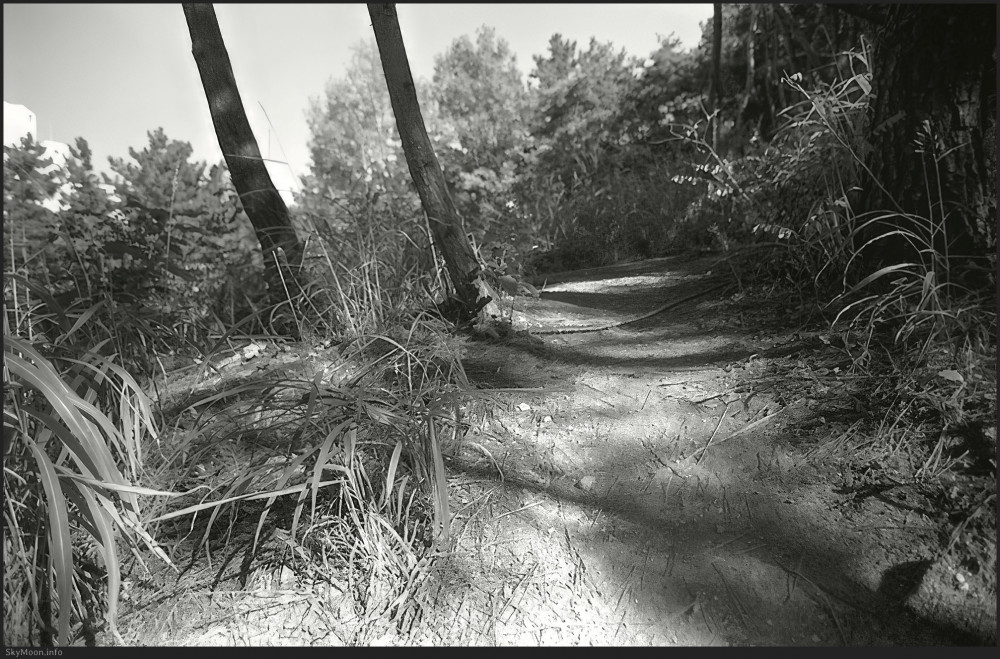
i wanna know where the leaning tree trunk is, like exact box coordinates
[862,4,996,283]
[182,4,307,332]
[367,3,499,324]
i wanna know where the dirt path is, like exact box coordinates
[414,254,994,646]
[111,255,993,646]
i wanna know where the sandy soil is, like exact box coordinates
[108,254,995,646]
[421,254,995,646]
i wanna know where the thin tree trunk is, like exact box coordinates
[772,4,817,76]
[710,3,723,151]
[757,8,777,140]
[182,4,306,330]
[367,3,498,323]
[735,3,756,153]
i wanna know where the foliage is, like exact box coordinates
[104,128,261,333]
[495,5,868,275]
[3,315,170,645]
[690,4,867,145]
[301,39,415,215]
[3,136,61,257]
[528,35,635,190]
[133,259,466,634]
[684,32,995,555]
[833,126,997,363]
[4,113,466,647]
[675,45,872,287]
[620,35,704,144]
[432,27,528,168]
[720,38,992,361]
[516,34,675,272]
[4,8,994,644]
[431,26,530,240]
[299,40,430,289]
[4,130,265,375]
[291,205,438,339]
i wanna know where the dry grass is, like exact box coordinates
[4,183,473,646]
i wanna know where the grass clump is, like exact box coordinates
[3,301,169,646]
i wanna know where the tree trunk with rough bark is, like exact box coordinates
[182,4,307,331]
[862,4,996,282]
[710,3,723,151]
[733,3,757,154]
[367,3,499,325]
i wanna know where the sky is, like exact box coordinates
[3,4,713,198]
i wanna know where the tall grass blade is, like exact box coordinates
[60,301,106,344]
[60,476,121,639]
[148,478,346,524]
[307,419,353,526]
[383,440,404,509]
[26,440,72,646]
[427,415,450,542]
[253,450,314,553]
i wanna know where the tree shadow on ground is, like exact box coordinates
[454,255,992,645]
[442,439,990,645]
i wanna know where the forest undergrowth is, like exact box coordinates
[4,5,995,646]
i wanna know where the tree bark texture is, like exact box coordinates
[754,7,778,140]
[367,3,496,322]
[734,4,757,153]
[710,3,723,151]
[862,5,996,277]
[182,4,306,317]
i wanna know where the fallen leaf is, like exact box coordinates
[937,369,964,383]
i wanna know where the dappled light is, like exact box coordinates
[3,3,994,648]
